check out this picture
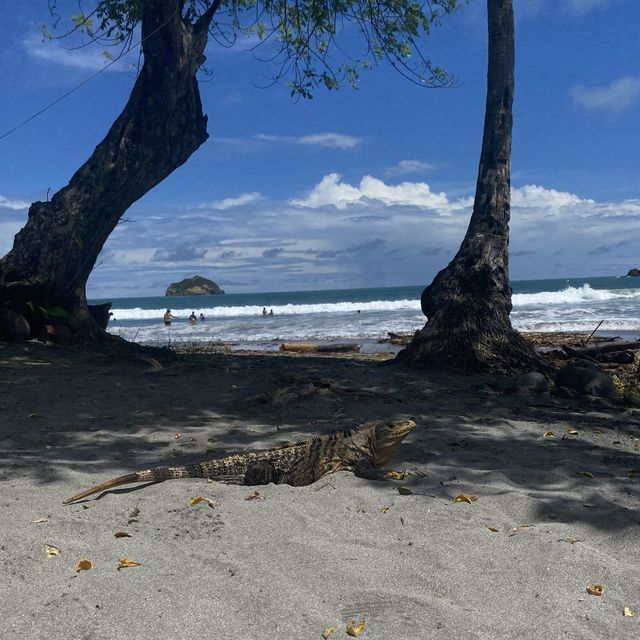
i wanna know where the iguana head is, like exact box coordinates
[346,419,417,468]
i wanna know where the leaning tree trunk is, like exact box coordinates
[0,0,217,341]
[397,0,549,374]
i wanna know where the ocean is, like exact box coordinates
[93,276,640,352]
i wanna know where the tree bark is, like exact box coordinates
[396,0,550,374]
[0,0,217,341]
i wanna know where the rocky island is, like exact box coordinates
[627,268,640,277]
[165,275,225,296]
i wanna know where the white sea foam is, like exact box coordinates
[512,284,640,306]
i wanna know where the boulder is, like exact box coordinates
[0,303,31,341]
[627,268,640,277]
[166,276,224,296]
[555,360,616,398]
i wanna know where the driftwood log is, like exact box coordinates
[280,342,361,353]
[563,340,640,364]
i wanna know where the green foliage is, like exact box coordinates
[47,0,463,98]
[37,305,70,320]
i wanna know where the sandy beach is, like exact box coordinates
[1,339,639,639]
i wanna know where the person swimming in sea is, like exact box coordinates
[189,311,197,325]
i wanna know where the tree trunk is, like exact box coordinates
[0,0,217,341]
[396,0,550,374]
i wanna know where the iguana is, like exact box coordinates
[63,419,416,504]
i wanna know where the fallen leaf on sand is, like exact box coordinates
[592,428,604,435]
[543,431,556,438]
[45,545,60,557]
[346,619,366,637]
[454,494,478,504]
[623,607,636,617]
[129,508,140,519]
[322,626,336,638]
[397,486,413,495]
[114,531,132,538]
[558,537,583,544]
[487,527,499,532]
[387,470,406,480]
[565,428,579,435]
[118,558,142,570]
[190,496,215,508]
[629,469,640,478]
[379,506,390,513]
[586,584,604,596]
[507,524,533,536]
[245,490,263,501]
[577,471,594,479]
[76,559,92,572]
[32,517,49,524]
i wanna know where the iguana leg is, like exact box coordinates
[244,460,280,485]
[354,458,387,481]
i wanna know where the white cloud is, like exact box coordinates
[198,192,261,210]
[0,195,30,210]
[511,184,592,210]
[571,76,640,113]
[384,160,438,178]
[254,133,361,150]
[23,35,131,72]
[290,173,452,209]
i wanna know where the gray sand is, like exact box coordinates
[1,342,639,639]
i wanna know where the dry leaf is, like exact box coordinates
[32,516,49,524]
[454,494,478,504]
[114,531,132,538]
[379,506,390,513]
[487,527,499,532]
[322,626,336,639]
[397,486,413,495]
[507,524,533,536]
[565,428,579,435]
[629,469,640,478]
[623,607,636,617]
[592,428,603,435]
[129,508,140,518]
[577,471,594,479]
[191,496,216,508]
[174,432,182,439]
[387,470,406,480]
[45,544,60,557]
[558,537,583,544]
[245,490,263,501]
[76,559,92,572]
[586,584,604,596]
[346,619,366,637]
[118,558,142,570]
[543,431,555,438]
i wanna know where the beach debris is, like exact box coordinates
[346,619,366,637]
[577,471,595,479]
[127,507,140,525]
[454,494,478,504]
[397,486,413,495]
[32,516,49,524]
[543,431,555,438]
[487,527,499,532]
[45,544,60,557]
[174,432,182,440]
[76,559,92,572]
[27,412,42,418]
[558,537,584,544]
[565,428,579,436]
[507,524,533,536]
[591,428,604,435]
[379,506,390,513]
[245,490,263,501]
[586,584,604,596]
[190,496,216,508]
[387,470,406,480]
[322,626,336,638]
[623,607,636,617]
[117,558,142,570]
[114,531,132,538]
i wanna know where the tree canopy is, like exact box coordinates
[46,0,461,98]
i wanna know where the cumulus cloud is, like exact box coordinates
[571,76,640,113]
[289,173,453,210]
[384,160,438,178]
[511,184,591,209]
[262,247,284,259]
[153,246,207,262]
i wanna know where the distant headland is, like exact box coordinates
[165,276,225,296]
[627,268,640,277]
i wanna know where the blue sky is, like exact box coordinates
[1,0,639,297]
